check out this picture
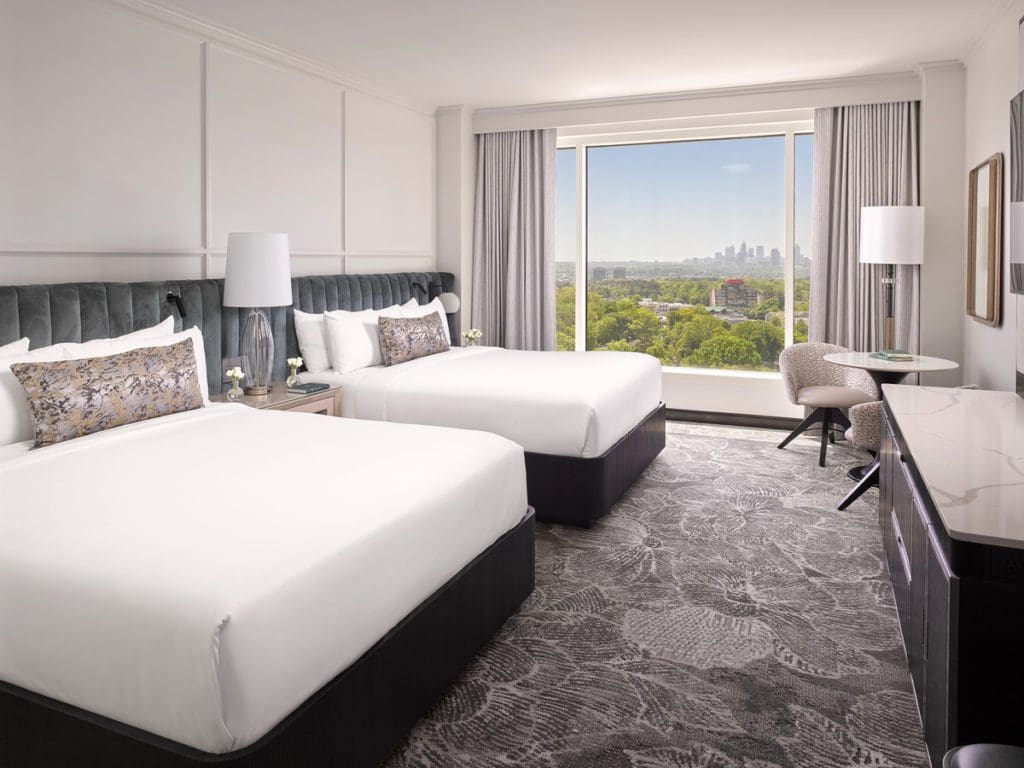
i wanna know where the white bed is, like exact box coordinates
[300,346,663,459]
[0,404,527,755]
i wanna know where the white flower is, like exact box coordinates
[462,328,482,342]
[287,356,303,368]
[225,366,245,380]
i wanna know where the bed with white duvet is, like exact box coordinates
[301,346,663,459]
[0,404,527,756]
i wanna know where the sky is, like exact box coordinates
[555,134,813,263]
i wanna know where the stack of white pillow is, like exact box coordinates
[293,296,451,375]
[0,318,211,447]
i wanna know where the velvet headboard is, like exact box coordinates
[0,272,456,394]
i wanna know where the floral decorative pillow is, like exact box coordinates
[10,338,203,447]
[377,313,450,367]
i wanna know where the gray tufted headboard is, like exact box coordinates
[0,272,456,394]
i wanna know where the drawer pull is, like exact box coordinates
[890,507,912,583]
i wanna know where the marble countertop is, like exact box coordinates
[884,385,1024,549]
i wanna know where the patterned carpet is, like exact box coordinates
[384,422,928,768]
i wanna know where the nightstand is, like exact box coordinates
[211,384,341,416]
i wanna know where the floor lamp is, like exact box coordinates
[859,206,925,351]
[223,233,292,395]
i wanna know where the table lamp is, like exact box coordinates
[223,232,292,395]
[859,206,924,351]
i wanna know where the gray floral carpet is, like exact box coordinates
[385,422,928,767]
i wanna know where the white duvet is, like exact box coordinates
[0,405,527,754]
[302,347,663,458]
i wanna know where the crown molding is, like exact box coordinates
[108,0,435,115]
[472,71,922,133]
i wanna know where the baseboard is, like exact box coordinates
[666,409,800,430]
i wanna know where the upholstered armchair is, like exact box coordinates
[777,342,879,467]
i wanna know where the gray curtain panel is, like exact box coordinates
[471,129,556,350]
[810,101,921,352]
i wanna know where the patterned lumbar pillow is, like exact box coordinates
[10,338,204,447]
[378,313,450,366]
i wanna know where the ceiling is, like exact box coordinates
[157,0,1010,109]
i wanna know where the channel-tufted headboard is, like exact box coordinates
[0,272,456,394]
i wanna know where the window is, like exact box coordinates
[556,127,812,372]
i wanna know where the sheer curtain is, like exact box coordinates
[471,129,556,350]
[810,102,921,352]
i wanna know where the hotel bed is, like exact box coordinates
[0,278,534,767]
[301,345,666,525]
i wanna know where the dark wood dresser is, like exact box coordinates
[880,385,1024,767]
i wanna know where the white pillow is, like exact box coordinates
[295,301,417,374]
[0,338,29,355]
[58,316,176,360]
[323,306,401,374]
[394,297,451,345]
[0,323,208,447]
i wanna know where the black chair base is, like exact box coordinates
[777,407,851,467]
[837,456,879,510]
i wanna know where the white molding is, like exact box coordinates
[473,72,922,133]
[108,0,435,115]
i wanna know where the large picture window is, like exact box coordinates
[555,127,812,373]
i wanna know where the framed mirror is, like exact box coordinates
[967,153,1003,326]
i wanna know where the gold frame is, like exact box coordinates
[966,153,1003,326]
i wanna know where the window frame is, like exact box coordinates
[557,120,814,373]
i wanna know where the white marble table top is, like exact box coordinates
[884,385,1024,549]
[825,352,959,374]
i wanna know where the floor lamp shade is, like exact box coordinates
[859,207,925,266]
[223,233,292,395]
[859,207,924,351]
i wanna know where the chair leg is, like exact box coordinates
[833,409,851,432]
[777,408,824,450]
[838,459,880,511]
[818,409,832,467]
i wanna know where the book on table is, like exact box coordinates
[287,382,330,395]
[869,349,914,362]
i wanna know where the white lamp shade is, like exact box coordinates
[859,206,925,265]
[223,232,293,307]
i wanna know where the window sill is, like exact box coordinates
[661,366,782,380]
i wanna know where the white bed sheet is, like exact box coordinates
[0,405,526,754]
[301,347,662,458]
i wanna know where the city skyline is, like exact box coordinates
[556,134,813,264]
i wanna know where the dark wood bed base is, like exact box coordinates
[526,402,666,527]
[0,511,535,768]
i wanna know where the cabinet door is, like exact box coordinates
[884,447,914,657]
[907,485,928,712]
[924,524,957,768]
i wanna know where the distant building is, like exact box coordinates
[639,299,690,321]
[770,247,781,266]
[710,278,761,309]
[592,267,608,281]
[612,267,627,279]
[755,245,765,261]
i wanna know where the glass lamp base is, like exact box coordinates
[241,309,274,395]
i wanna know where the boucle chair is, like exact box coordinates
[836,400,883,511]
[777,342,879,467]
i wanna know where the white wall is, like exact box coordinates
[435,107,475,327]
[961,4,1024,391]
[0,0,436,285]
[919,63,966,387]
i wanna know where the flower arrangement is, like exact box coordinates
[462,328,483,347]
[286,356,303,387]
[225,366,245,400]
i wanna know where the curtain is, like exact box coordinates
[471,129,556,350]
[810,102,921,352]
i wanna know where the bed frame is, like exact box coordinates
[0,511,535,767]
[0,272,665,527]
[525,402,666,526]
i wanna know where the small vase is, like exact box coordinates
[286,365,300,388]
[227,382,244,401]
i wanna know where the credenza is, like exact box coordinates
[880,385,1024,767]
